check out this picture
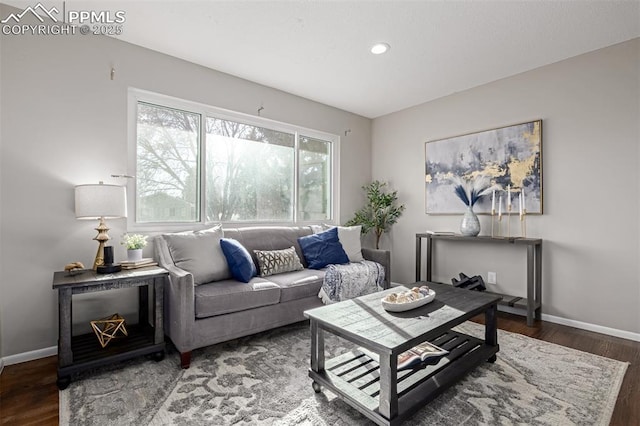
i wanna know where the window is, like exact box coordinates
[129,90,338,227]
[136,102,200,223]
[298,136,331,221]
[206,117,295,222]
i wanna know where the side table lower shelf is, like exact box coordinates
[57,324,165,389]
[309,330,499,426]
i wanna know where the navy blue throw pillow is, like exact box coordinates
[298,227,349,269]
[219,238,257,283]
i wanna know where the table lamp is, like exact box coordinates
[75,182,127,270]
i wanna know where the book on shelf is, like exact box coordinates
[120,258,154,266]
[425,230,456,236]
[121,262,158,270]
[397,341,449,371]
[119,258,157,269]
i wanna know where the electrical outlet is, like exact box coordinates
[487,271,497,284]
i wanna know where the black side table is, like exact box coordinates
[52,266,168,389]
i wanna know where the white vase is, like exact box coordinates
[127,249,143,262]
[460,206,481,236]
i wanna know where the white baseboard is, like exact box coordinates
[2,345,57,367]
[540,313,640,342]
[1,309,639,367]
[494,305,640,342]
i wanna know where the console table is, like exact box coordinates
[415,233,542,326]
[52,266,168,389]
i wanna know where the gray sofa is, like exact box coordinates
[155,225,390,368]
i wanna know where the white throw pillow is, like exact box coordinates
[327,225,364,263]
[162,224,231,285]
[309,225,323,234]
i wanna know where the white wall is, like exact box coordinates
[0,4,371,358]
[0,12,4,369]
[372,39,640,335]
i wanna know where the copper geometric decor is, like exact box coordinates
[90,313,128,348]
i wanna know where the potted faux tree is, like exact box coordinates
[346,180,405,249]
[122,233,148,262]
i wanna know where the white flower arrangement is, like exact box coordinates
[121,233,148,250]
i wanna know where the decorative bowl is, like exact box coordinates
[381,289,436,312]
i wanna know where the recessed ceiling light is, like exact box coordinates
[370,43,390,55]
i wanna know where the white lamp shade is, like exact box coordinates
[75,183,127,219]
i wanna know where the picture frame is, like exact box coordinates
[425,120,542,214]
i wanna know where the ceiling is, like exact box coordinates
[4,1,640,118]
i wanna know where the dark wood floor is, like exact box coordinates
[1,312,638,425]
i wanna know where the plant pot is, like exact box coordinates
[460,206,481,237]
[127,249,143,262]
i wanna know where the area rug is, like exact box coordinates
[60,322,627,425]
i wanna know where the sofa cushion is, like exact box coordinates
[266,269,325,303]
[220,238,257,283]
[194,278,280,318]
[298,227,349,269]
[254,246,304,277]
[162,225,231,285]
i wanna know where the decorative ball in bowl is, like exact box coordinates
[381,286,436,312]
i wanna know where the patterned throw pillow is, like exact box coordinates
[254,246,304,277]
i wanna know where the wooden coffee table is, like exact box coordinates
[304,282,501,426]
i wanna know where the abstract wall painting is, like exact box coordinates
[425,120,542,214]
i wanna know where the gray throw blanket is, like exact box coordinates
[319,260,385,304]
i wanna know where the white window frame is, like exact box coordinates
[127,88,340,232]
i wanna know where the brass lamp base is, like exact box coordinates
[92,217,111,270]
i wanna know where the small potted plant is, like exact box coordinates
[122,233,148,262]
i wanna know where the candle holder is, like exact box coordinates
[491,209,496,238]
[520,209,527,238]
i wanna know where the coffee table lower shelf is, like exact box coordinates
[309,330,498,426]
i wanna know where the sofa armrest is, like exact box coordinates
[362,248,391,289]
[154,236,195,353]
